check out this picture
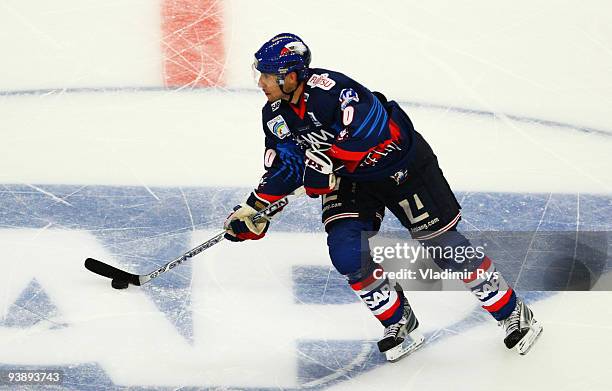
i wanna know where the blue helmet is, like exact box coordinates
[254,33,311,84]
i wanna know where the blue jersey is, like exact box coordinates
[256,68,418,202]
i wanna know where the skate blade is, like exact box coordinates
[385,331,425,362]
[517,320,543,355]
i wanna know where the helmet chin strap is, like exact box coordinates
[280,82,298,102]
[277,73,300,102]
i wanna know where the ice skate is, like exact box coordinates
[377,297,424,362]
[499,299,543,355]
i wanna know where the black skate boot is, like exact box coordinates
[377,296,424,362]
[499,299,543,355]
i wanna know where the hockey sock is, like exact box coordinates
[349,267,405,326]
[462,255,516,321]
[422,230,517,321]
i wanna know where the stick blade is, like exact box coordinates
[84,258,141,286]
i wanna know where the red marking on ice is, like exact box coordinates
[162,0,225,87]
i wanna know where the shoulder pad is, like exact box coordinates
[306,72,336,91]
[339,88,360,110]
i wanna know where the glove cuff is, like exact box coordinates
[305,149,334,174]
[246,192,272,211]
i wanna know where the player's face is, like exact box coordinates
[257,72,286,102]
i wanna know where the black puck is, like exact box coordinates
[111,279,129,289]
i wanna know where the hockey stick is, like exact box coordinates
[84,187,306,287]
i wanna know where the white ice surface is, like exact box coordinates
[225,0,612,130]
[0,0,162,90]
[1,1,612,390]
[1,228,610,389]
[329,292,612,391]
[1,91,611,193]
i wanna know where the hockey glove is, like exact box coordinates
[224,192,271,242]
[303,149,337,197]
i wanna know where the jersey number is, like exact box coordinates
[398,194,429,224]
[264,149,276,168]
[342,106,354,126]
[322,177,342,203]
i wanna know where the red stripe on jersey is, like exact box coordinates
[329,119,402,173]
[388,117,401,135]
[463,256,492,283]
[329,144,369,162]
[305,186,334,195]
[375,295,402,321]
[483,288,514,312]
[255,193,285,202]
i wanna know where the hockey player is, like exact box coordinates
[224,33,542,361]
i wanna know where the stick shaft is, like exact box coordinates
[85,187,306,286]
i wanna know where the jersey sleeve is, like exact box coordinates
[255,117,304,202]
[327,87,399,172]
